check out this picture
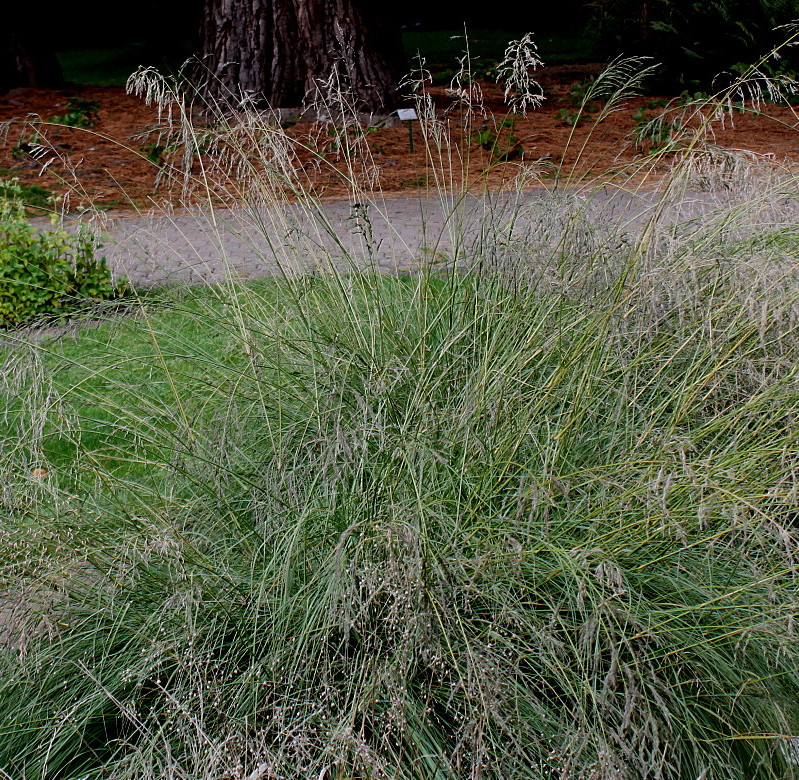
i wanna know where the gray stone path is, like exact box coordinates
[64,185,784,289]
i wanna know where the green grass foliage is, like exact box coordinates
[2,200,799,776]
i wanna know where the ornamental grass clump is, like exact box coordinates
[0,39,799,780]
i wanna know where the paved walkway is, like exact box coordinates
[64,184,790,288]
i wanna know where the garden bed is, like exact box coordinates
[1,64,797,213]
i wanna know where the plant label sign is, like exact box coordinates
[396,108,418,151]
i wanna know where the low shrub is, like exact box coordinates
[50,97,101,128]
[0,179,128,327]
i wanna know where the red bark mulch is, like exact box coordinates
[1,64,797,214]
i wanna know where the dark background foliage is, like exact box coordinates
[6,1,799,95]
[590,0,799,90]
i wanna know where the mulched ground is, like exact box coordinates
[1,63,797,213]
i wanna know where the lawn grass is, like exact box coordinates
[0,173,54,215]
[2,283,271,482]
[56,43,196,87]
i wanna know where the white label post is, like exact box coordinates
[396,108,418,153]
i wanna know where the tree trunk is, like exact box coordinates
[0,10,64,94]
[198,0,404,112]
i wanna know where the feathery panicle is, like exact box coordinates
[496,32,545,115]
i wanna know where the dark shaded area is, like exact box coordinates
[47,0,587,48]
[43,0,589,70]
[5,0,795,96]
[396,0,589,31]
[49,0,203,52]
[35,0,595,96]
[0,4,64,92]
[48,0,203,78]
[590,0,799,92]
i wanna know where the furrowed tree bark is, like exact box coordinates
[198,0,404,112]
